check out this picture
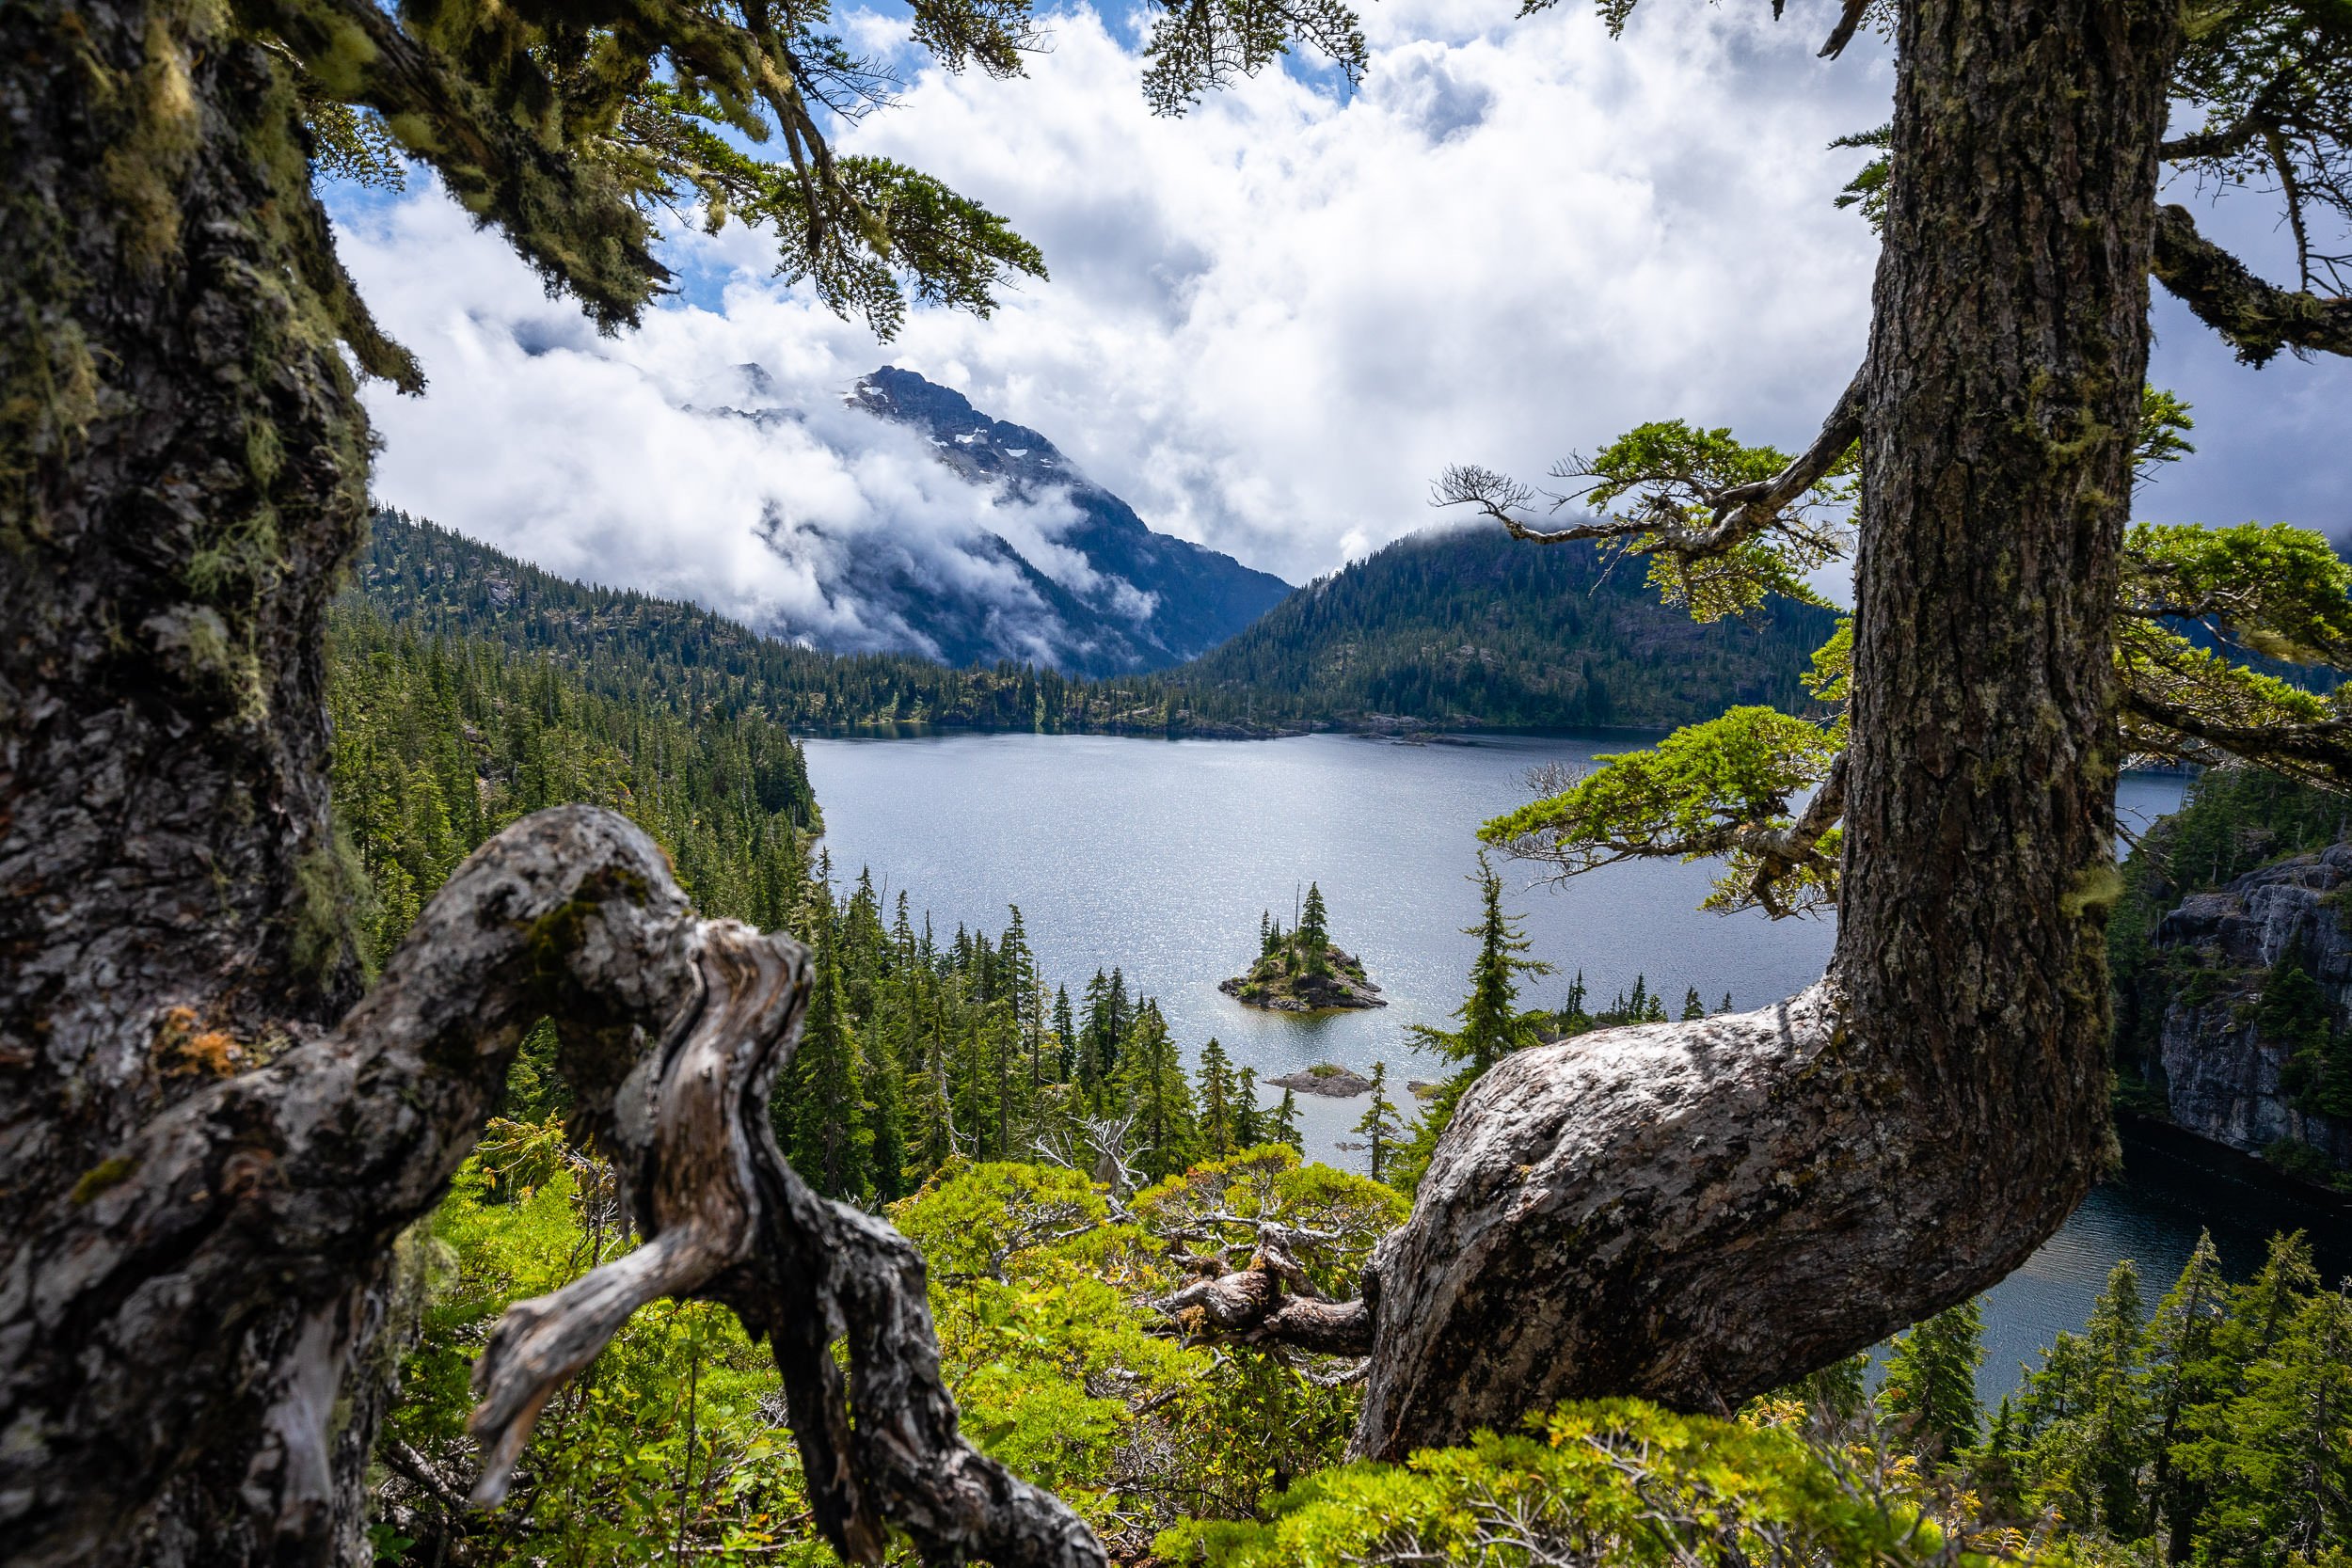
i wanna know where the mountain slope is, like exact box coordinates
[353,512,1831,736]
[848,367,1293,665]
[1133,523,1838,729]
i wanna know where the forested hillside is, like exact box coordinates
[352,510,1830,735]
[326,606,820,968]
[329,579,2352,1568]
[326,595,1303,1200]
[1152,524,1836,728]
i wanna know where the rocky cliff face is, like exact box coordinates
[2132,845,2352,1166]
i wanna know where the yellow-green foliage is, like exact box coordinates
[889,1149,1405,1532]
[1157,1399,2007,1567]
[385,1155,824,1565]
[1480,706,1844,915]
[1569,419,1852,624]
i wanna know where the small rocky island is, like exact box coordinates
[1220,883,1387,1012]
[1266,1063,1377,1097]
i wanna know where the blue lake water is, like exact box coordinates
[803,730,2346,1397]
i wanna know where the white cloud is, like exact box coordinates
[338,0,2352,628]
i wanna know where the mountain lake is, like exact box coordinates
[803,729,2351,1399]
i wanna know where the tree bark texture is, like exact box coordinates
[2,803,1107,1567]
[1346,0,2180,1457]
[0,0,1107,1560]
[3,0,379,1554]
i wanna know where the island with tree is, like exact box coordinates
[1221,884,1388,1011]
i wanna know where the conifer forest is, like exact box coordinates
[8,0,2352,1556]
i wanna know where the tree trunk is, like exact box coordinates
[0,4,1108,1563]
[1348,0,2179,1456]
[2,0,2196,1546]
[4,0,380,1555]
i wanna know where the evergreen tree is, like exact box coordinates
[787,949,867,1202]
[913,1033,959,1172]
[1118,1004,1200,1182]
[1078,970,1111,1104]
[1000,904,1043,1092]
[1882,1299,1985,1460]
[1198,1039,1237,1156]
[2055,1259,2152,1538]
[2142,1231,2227,1558]
[1354,1062,1407,1185]
[1233,1067,1263,1148]
[2186,1275,2352,1562]
[1680,987,1705,1022]
[1559,972,1591,1035]
[1412,854,1553,1076]
[1052,984,1077,1082]
[1298,883,1331,974]
[1975,1397,2027,1520]
[1101,969,1131,1084]
[1270,1090,1303,1151]
[865,1004,909,1203]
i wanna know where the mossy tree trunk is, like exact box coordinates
[3,0,383,1556]
[0,7,1107,1567]
[0,0,2199,1550]
[1350,0,2177,1453]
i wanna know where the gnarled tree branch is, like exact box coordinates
[2122,688,2352,788]
[1352,981,2090,1457]
[1158,1267,1375,1357]
[0,807,1104,1568]
[2152,202,2352,364]
[1433,364,1862,583]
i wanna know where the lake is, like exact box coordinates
[803,729,2348,1398]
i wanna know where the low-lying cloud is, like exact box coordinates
[335,0,2352,639]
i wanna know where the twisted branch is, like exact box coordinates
[1435,365,1862,561]
[0,807,1103,1567]
[2152,203,2352,365]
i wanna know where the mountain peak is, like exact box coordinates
[852,367,1073,493]
[837,366,1293,673]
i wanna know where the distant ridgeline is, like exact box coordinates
[352,510,1833,735]
[1148,525,1836,730]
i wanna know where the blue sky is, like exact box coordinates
[328,0,2352,635]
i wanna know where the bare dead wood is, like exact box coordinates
[0,806,1104,1568]
[1158,1266,1375,1357]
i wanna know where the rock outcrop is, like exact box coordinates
[2129,845,2352,1168]
[1266,1065,1376,1097]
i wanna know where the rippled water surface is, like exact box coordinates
[805,731,2344,1395]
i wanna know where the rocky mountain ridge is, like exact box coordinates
[691,364,1292,675]
[848,367,1294,669]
